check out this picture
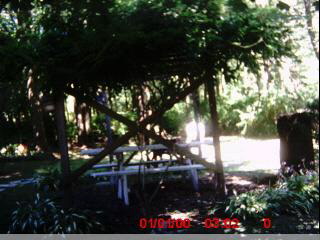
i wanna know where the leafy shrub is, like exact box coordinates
[35,168,97,193]
[66,121,77,143]
[162,102,192,135]
[9,193,104,233]
[91,113,107,137]
[47,208,103,234]
[263,188,312,216]
[224,172,319,221]
[0,143,29,157]
[35,168,61,192]
[9,194,54,233]
[0,144,18,157]
[279,172,319,204]
[225,191,268,220]
[306,98,319,144]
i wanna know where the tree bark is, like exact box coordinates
[132,85,150,145]
[191,90,202,156]
[303,0,319,60]
[27,68,49,153]
[277,112,315,174]
[75,100,91,146]
[55,91,72,208]
[206,73,226,199]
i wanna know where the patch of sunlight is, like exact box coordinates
[314,220,319,229]
[35,165,60,174]
[201,137,280,172]
[228,176,253,186]
[165,210,196,220]
[0,171,22,180]
[70,152,91,159]
[234,222,246,233]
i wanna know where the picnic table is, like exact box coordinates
[81,141,211,205]
[80,140,212,155]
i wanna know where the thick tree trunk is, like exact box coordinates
[206,74,226,199]
[55,92,72,208]
[277,112,315,174]
[27,68,49,152]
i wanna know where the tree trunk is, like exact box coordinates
[75,100,91,146]
[277,112,315,175]
[27,68,49,152]
[191,90,202,156]
[97,89,114,161]
[104,91,113,146]
[206,74,226,199]
[132,85,150,145]
[55,92,72,208]
[264,60,272,91]
[303,0,319,60]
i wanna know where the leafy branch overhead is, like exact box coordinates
[1,0,294,95]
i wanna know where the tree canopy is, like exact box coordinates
[1,0,294,97]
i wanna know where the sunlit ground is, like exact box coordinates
[199,136,280,173]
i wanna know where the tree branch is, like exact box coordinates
[229,37,263,49]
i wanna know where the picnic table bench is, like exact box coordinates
[81,141,210,205]
[91,164,205,205]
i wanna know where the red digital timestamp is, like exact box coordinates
[139,218,191,229]
[203,218,240,228]
[139,217,272,229]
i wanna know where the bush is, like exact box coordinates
[0,144,19,157]
[263,188,312,216]
[279,172,319,204]
[306,98,319,144]
[0,143,33,157]
[224,172,319,221]
[162,102,192,135]
[34,168,97,193]
[35,168,61,193]
[8,193,104,233]
[66,121,77,143]
[225,191,268,220]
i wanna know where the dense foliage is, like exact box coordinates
[8,193,103,233]
[222,172,319,221]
